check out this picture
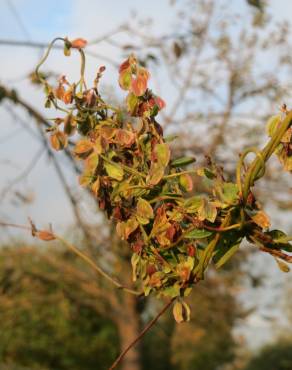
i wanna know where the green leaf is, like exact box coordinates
[171,156,196,167]
[184,196,203,213]
[63,43,71,56]
[147,163,165,185]
[155,143,170,167]
[119,70,132,90]
[220,182,239,204]
[104,162,124,181]
[215,243,240,269]
[184,229,213,239]
[126,92,139,115]
[179,173,193,192]
[266,114,281,137]
[163,284,181,298]
[198,198,217,223]
[164,135,178,143]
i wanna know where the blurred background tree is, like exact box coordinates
[0,0,291,369]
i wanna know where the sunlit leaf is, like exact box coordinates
[50,131,68,151]
[116,217,139,240]
[184,229,213,239]
[173,300,184,323]
[198,198,217,223]
[104,162,124,181]
[136,198,154,223]
[275,258,290,273]
[36,230,56,241]
[179,173,193,192]
[252,210,271,229]
[119,70,132,90]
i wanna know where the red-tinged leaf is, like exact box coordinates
[187,245,196,257]
[36,230,56,241]
[54,84,65,100]
[50,131,68,151]
[252,210,271,229]
[165,224,177,242]
[151,207,171,243]
[74,140,93,158]
[131,75,148,96]
[70,38,87,49]
[115,129,136,147]
[179,173,193,192]
[119,70,132,90]
[147,162,165,185]
[100,126,116,141]
[154,96,166,110]
[119,55,136,73]
[116,217,139,240]
[62,89,73,104]
[136,198,154,220]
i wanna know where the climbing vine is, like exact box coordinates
[35,37,292,324]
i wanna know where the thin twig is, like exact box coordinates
[108,297,175,370]
[0,39,117,65]
[0,221,143,295]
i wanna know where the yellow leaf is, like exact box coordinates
[252,210,270,229]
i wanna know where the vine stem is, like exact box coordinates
[242,111,292,202]
[108,297,175,370]
[0,221,142,296]
[54,235,142,296]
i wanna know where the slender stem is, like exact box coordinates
[35,37,65,84]
[149,195,182,204]
[0,221,31,231]
[194,212,232,278]
[236,147,265,197]
[108,298,175,370]
[163,170,196,179]
[259,246,292,263]
[54,235,142,295]
[77,49,87,92]
[0,221,142,296]
[204,223,242,232]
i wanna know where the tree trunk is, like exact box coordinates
[114,293,142,370]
